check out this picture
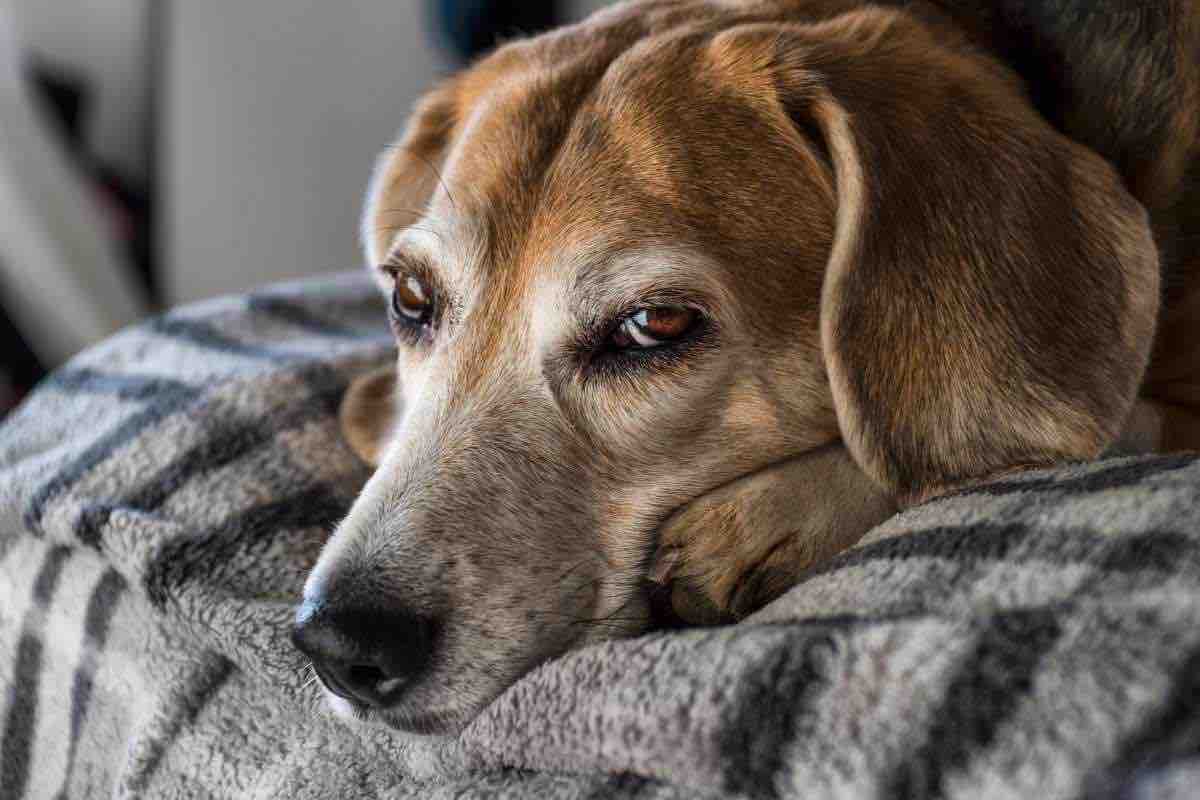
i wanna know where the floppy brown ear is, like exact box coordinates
[361,77,461,272]
[349,81,461,464]
[753,10,1160,503]
[339,365,399,466]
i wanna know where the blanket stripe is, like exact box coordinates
[1,545,71,797]
[143,485,350,608]
[716,627,838,798]
[882,609,1064,799]
[53,568,126,800]
[119,656,236,796]
[72,364,347,549]
[23,387,201,537]
[955,453,1200,497]
[810,522,1200,579]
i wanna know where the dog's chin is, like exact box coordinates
[325,692,473,736]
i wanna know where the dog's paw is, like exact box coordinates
[652,443,896,622]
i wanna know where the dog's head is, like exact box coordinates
[293,1,1158,734]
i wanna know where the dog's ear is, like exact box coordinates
[362,78,461,272]
[349,81,458,464]
[339,365,399,466]
[731,10,1161,504]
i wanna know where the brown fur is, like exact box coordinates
[302,0,1200,733]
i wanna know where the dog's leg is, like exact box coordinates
[653,443,896,623]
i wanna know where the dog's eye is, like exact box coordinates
[610,307,698,349]
[390,274,435,326]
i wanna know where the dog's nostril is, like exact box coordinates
[315,661,408,706]
[348,663,387,689]
[292,599,436,709]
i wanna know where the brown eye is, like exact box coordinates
[610,307,698,349]
[391,274,434,324]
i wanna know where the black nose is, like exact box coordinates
[291,599,435,708]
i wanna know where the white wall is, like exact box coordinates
[10,0,151,183]
[164,1,448,303]
[0,0,148,363]
[164,0,618,304]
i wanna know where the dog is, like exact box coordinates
[292,0,1200,735]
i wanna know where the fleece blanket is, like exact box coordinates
[1,272,1199,799]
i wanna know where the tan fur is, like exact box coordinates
[338,365,398,465]
[655,442,895,621]
[309,0,1200,732]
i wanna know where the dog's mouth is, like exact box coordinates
[305,647,492,736]
[326,690,472,736]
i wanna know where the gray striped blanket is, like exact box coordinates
[1,273,1198,799]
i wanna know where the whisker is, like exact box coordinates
[414,152,460,213]
[374,206,429,228]
[376,205,430,217]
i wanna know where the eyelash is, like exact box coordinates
[583,313,713,378]
[389,312,426,344]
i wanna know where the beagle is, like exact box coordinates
[292,0,1200,734]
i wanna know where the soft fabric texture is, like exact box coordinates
[1,273,1198,799]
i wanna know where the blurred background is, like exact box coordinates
[0,0,614,415]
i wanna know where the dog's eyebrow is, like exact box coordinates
[384,218,484,289]
[380,247,434,279]
[567,247,736,320]
[385,225,445,269]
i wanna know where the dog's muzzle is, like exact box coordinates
[291,598,437,709]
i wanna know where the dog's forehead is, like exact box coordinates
[386,4,836,349]
[437,66,680,259]
[430,31,796,282]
